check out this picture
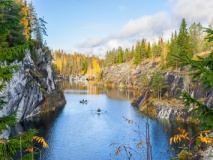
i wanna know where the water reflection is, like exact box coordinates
[59,80,135,101]
[11,80,200,160]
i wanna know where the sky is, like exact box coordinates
[28,0,213,58]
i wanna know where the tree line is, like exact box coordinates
[53,50,103,80]
[104,18,213,68]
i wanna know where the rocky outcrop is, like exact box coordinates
[154,102,192,121]
[102,61,158,89]
[0,49,66,121]
[157,105,186,120]
[101,60,213,121]
[137,100,194,122]
[102,60,211,106]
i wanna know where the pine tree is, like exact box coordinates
[118,46,124,64]
[151,71,167,100]
[179,28,213,129]
[177,18,192,60]
[166,31,179,69]
[140,73,149,87]
[189,22,203,55]
[140,39,147,59]
[28,2,47,48]
[146,42,151,58]
[134,42,141,64]
[0,0,26,48]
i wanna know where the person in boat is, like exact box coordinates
[80,99,87,103]
[97,108,101,112]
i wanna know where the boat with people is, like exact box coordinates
[80,99,88,104]
[96,108,101,114]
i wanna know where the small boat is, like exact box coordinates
[80,99,88,104]
[96,108,101,114]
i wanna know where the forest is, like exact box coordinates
[53,19,213,81]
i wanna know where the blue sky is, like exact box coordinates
[29,0,213,58]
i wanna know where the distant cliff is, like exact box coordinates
[0,49,66,121]
[100,60,213,121]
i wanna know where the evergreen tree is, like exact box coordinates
[151,43,159,60]
[177,18,192,61]
[28,2,47,48]
[0,0,26,48]
[140,39,146,59]
[146,42,151,58]
[180,28,213,129]
[166,31,179,68]
[151,70,167,100]
[189,22,203,55]
[118,46,124,64]
[140,73,149,87]
[123,48,130,62]
[134,42,141,64]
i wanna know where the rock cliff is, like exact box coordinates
[0,49,66,121]
[101,60,213,121]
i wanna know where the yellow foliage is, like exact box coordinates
[79,70,84,75]
[170,128,190,145]
[87,66,92,79]
[25,147,33,153]
[33,136,49,148]
[92,58,101,79]
[170,128,213,159]
[198,132,213,144]
[53,52,57,60]
[56,59,62,74]
[20,3,30,40]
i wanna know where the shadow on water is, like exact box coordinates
[10,107,64,137]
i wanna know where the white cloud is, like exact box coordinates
[76,12,176,58]
[77,37,107,48]
[74,0,213,58]
[173,0,213,26]
[118,12,173,38]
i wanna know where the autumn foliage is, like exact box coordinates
[170,128,213,159]
[53,50,102,80]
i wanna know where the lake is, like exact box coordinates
[12,81,200,160]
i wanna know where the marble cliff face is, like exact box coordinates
[0,49,65,121]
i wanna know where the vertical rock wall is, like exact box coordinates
[0,50,66,121]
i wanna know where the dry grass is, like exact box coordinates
[193,50,211,60]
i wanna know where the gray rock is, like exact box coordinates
[206,91,213,109]
[0,50,65,122]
